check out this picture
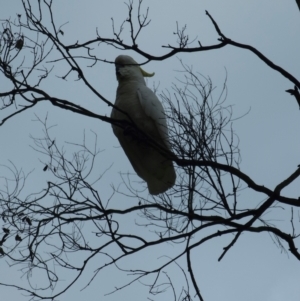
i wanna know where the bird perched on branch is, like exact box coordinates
[111,55,176,195]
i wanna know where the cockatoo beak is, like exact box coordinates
[139,67,155,77]
[115,64,122,76]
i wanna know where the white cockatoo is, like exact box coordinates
[111,55,176,195]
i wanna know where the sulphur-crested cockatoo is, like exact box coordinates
[111,55,176,195]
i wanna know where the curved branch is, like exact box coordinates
[205,10,300,89]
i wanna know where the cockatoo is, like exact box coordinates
[111,55,176,195]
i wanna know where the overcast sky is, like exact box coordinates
[1,1,300,301]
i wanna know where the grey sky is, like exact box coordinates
[1,1,300,301]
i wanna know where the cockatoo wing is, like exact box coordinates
[136,85,171,149]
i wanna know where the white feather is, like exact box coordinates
[111,55,176,195]
[136,86,170,149]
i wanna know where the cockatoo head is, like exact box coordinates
[115,55,154,82]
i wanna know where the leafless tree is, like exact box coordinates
[0,1,299,301]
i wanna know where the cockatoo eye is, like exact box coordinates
[115,64,124,69]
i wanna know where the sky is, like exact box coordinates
[1,1,300,301]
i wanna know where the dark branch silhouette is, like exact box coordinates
[0,1,299,301]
